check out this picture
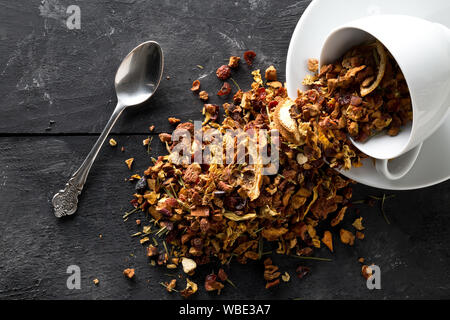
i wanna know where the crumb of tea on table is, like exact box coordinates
[340,229,355,246]
[361,265,373,280]
[168,117,181,125]
[217,82,232,96]
[352,217,365,231]
[129,174,141,180]
[243,50,256,66]
[281,272,290,282]
[93,278,99,285]
[191,80,201,92]
[216,65,231,80]
[142,137,151,146]
[158,133,171,143]
[322,230,333,252]
[123,268,135,279]
[265,65,277,81]
[125,158,134,170]
[165,279,177,292]
[199,90,209,101]
[148,125,155,132]
[228,56,240,68]
[263,258,281,289]
[109,138,117,147]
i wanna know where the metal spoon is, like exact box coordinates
[52,41,164,218]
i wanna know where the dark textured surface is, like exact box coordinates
[0,0,449,300]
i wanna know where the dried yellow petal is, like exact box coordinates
[109,138,117,147]
[125,158,134,170]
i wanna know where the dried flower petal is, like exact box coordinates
[322,231,333,252]
[125,158,134,170]
[340,229,355,246]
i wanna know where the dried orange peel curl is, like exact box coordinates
[360,41,387,97]
[272,98,305,146]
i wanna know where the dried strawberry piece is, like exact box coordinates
[191,80,201,92]
[130,198,139,208]
[257,87,267,100]
[217,82,232,96]
[243,50,256,66]
[204,273,224,292]
[165,197,179,209]
[216,65,231,80]
[268,100,278,110]
[158,207,172,217]
[217,268,228,281]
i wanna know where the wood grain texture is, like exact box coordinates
[1,135,449,299]
[0,0,307,134]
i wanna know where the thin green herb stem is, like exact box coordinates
[290,255,332,262]
[123,207,139,219]
[226,278,236,288]
[159,282,179,292]
[229,77,241,91]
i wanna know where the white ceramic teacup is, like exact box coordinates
[320,14,450,180]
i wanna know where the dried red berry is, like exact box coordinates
[217,268,228,281]
[191,80,201,92]
[268,100,278,110]
[217,82,232,96]
[243,50,256,66]
[204,273,224,291]
[216,65,231,80]
[257,87,267,101]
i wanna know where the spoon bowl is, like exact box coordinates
[115,41,164,106]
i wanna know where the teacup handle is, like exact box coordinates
[375,143,423,180]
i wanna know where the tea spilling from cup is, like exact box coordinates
[319,15,450,180]
[317,40,413,144]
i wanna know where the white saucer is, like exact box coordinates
[286,0,450,190]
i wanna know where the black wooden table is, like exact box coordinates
[1,0,449,300]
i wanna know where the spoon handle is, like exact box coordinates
[52,102,126,218]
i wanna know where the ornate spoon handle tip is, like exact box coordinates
[52,178,82,218]
[52,103,125,218]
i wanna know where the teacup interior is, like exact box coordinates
[320,27,412,160]
[350,122,412,159]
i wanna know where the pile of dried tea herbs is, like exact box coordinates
[123,46,402,297]
[304,41,413,142]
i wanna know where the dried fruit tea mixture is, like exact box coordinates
[123,44,408,297]
[304,41,413,142]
